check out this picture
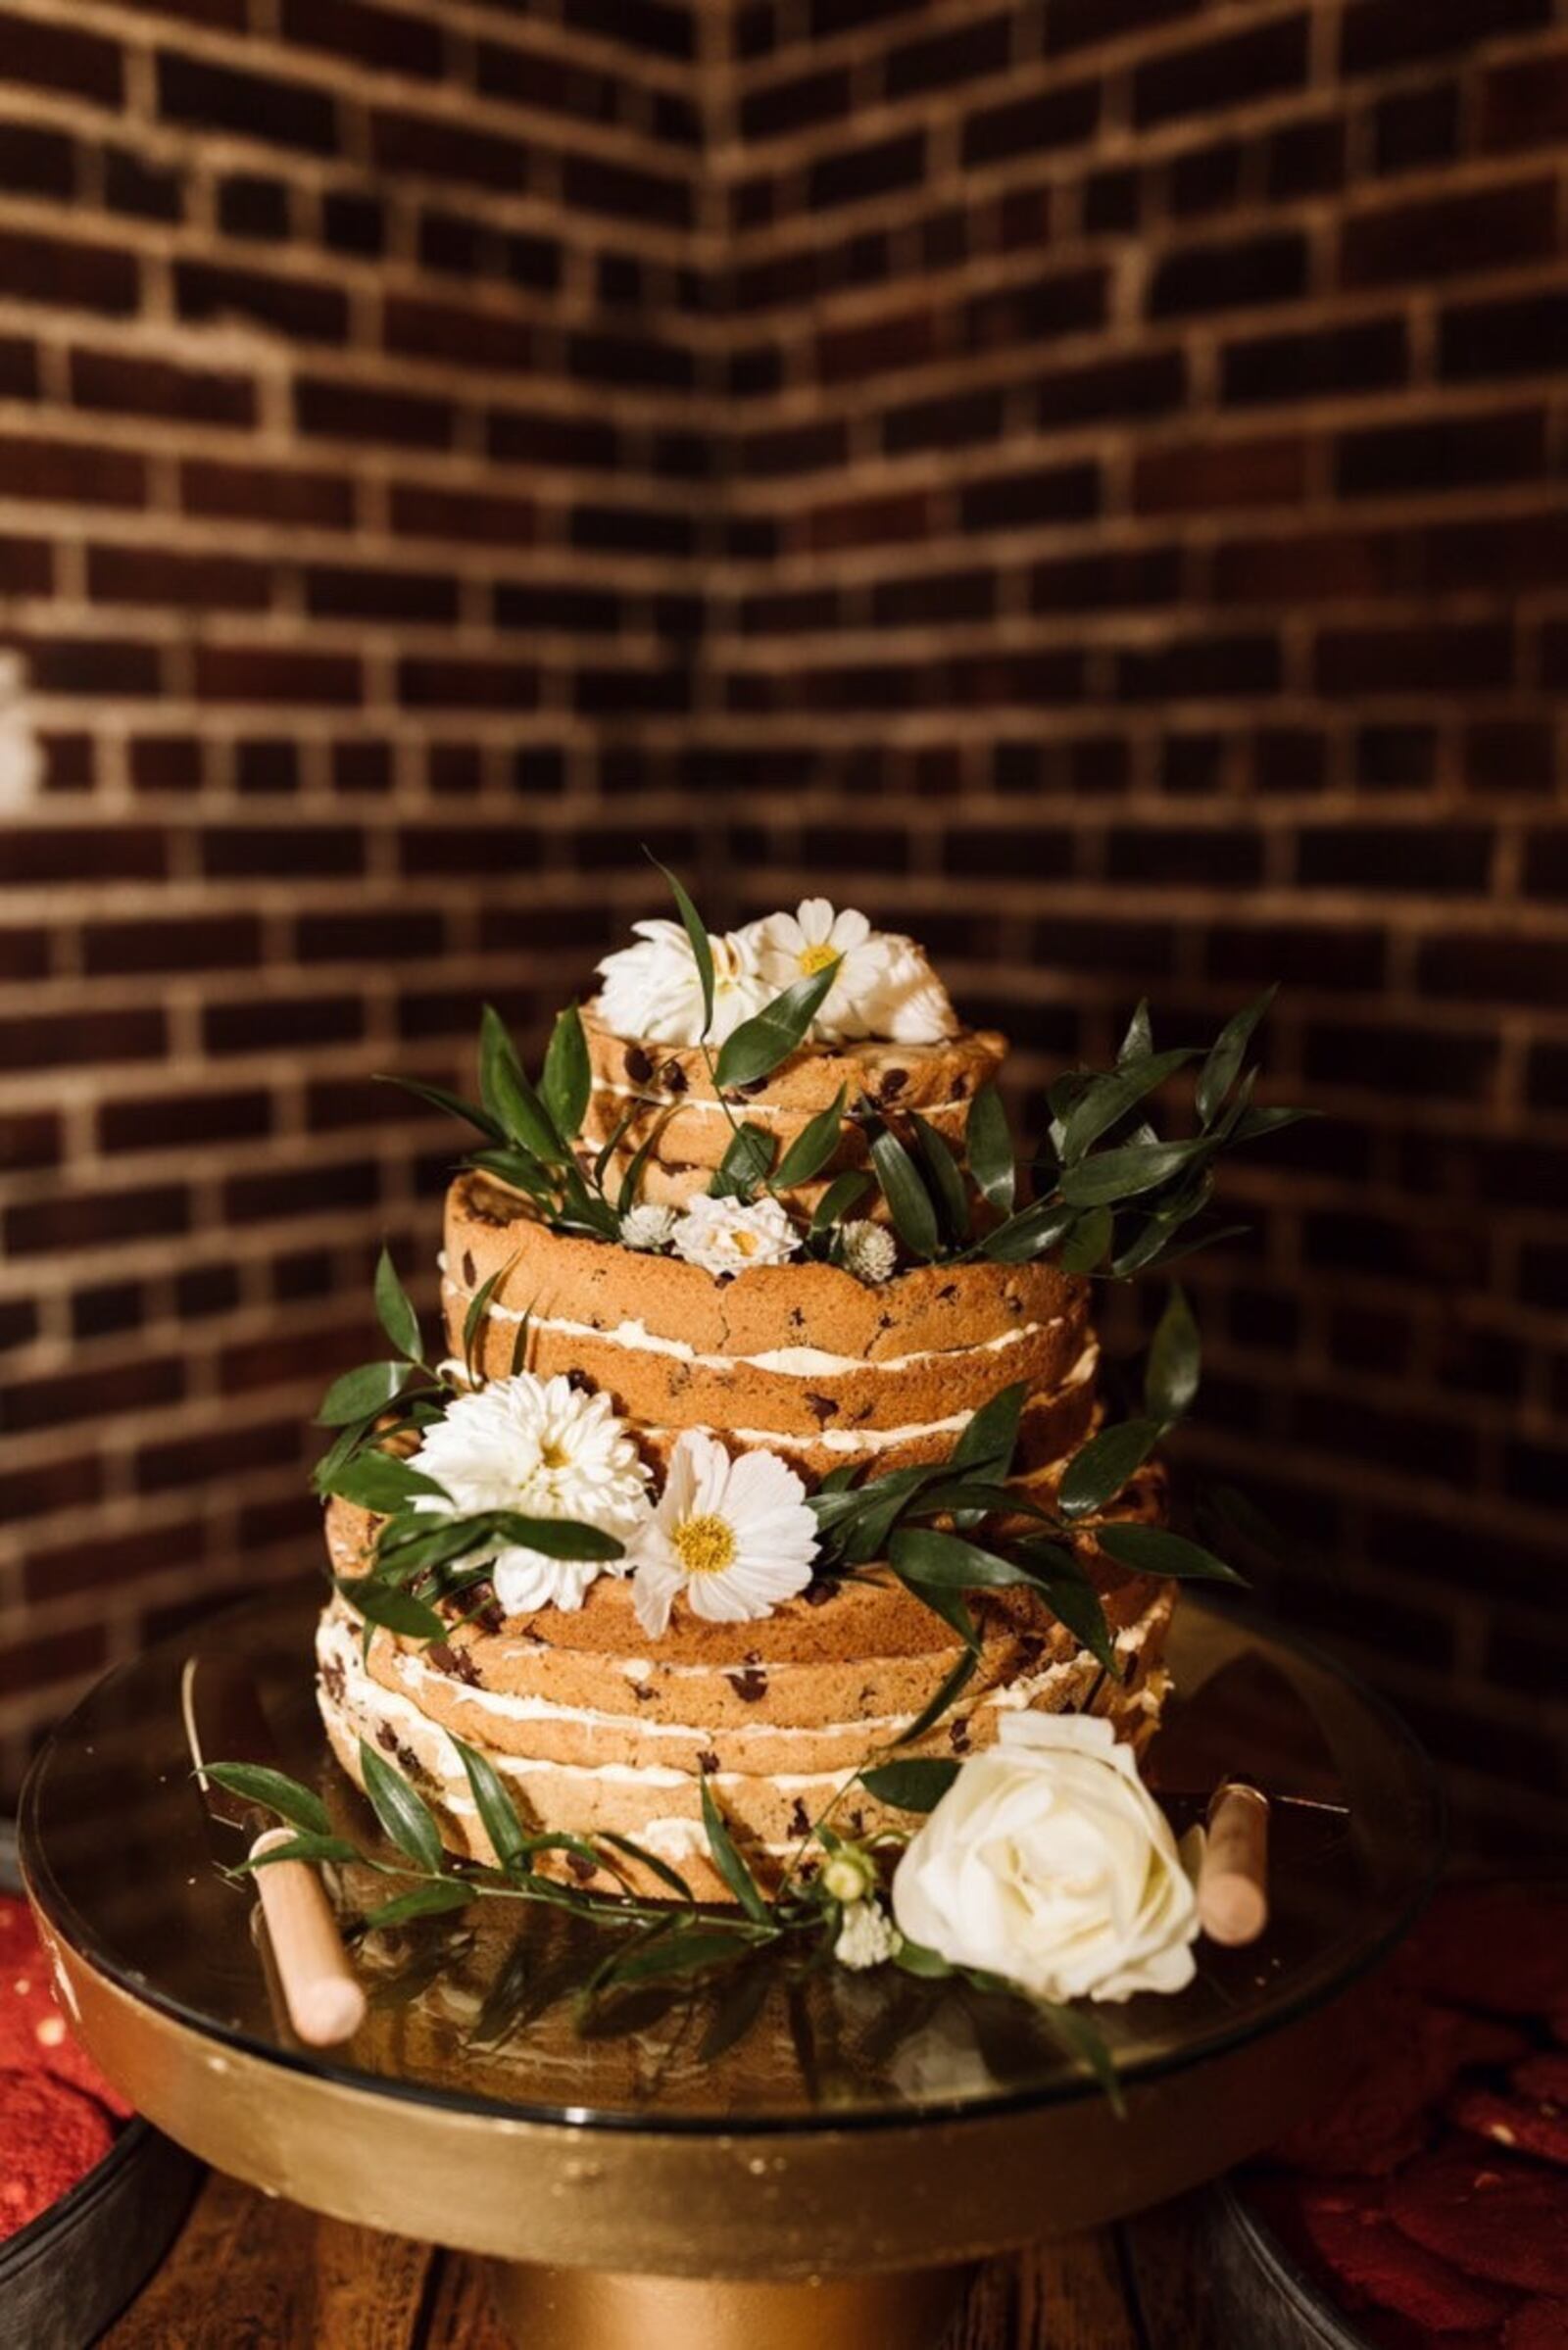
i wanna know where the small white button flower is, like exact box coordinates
[410,1373,651,1615]
[619,1203,677,1253]
[669,1193,801,1278]
[838,1218,897,1286]
[596,920,768,1048]
[628,1429,818,1640]
[820,1845,877,1905]
[835,1900,900,1972]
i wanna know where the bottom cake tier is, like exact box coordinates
[316,1564,1176,1902]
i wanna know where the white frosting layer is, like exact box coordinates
[440,1263,1062,1380]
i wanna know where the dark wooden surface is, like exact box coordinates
[99,2171,1188,2348]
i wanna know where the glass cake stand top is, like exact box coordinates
[23,1578,1440,2137]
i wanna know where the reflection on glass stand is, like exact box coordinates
[21,1580,1441,2350]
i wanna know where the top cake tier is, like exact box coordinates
[580,1007,1006,1214]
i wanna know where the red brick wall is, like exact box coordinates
[2,0,1566,1852]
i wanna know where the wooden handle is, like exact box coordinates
[1199,1781,1270,1947]
[249,1828,367,2047]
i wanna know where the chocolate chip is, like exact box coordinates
[949,1717,972,1754]
[788,1307,806,1329]
[565,1368,592,1393]
[877,1311,894,1331]
[320,1658,345,1703]
[952,1074,969,1099]
[937,1282,957,1301]
[623,1045,654,1083]
[805,1390,840,1423]
[659,1056,688,1094]
[567,1850,598,1883]
[697,1748,720,1776]
[462,1250,476,1287]
[727,1665,767,1703]
[848,1807,865,1835]
[630,1683,653,1705]
[788,1798,811,1838]
[375,1721,399,1753]
[878,1067,908,1102]
[740,1075,769,1097]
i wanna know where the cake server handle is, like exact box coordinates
[1197,1779,1269,1947]
[248,1827,368,2047]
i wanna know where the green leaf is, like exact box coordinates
[1197,986,1276,1128]
[540,1004,591,1144]
[464,1255,518,1387]
[594,1930,751,1994]
[965,1083,1016,1215]
[1059,1049,1198,1165]
[1117,1000,1153,1066]
[486,1514,624,1561]
[238,1833,362,1872]
[1057,1137,1213,1208]
[866,1118,941,1260]
[910,1111,970,1246]
[699,1779,770,1924]
[1011,1542,1119,1678]
[950,1380,1028,1478]
[710,1121,774,1200]
[808,1170,872,1235]
[894,1937,956,1980]
[592,1102,642,1189]
[378,1073,506,1145]
[362,1882,473,1931]
[1231,1103,1317,1142]
[653,858,714,1039]
[319,1451,448,1515]
[318,1360,412,1427]
[373,1246,423,1362]
[1036,2000,1125,2118]
[451,1735,527,1870]
[980,1199,1077,1263]
[896,1640,978,1747]
[774,1088,847,1188]
[466,1147,554,1205]
[1094,1523,1245,1584]
[1056,1419,1163,1519]
[479,1005,562,1164]
[890,1527,1037,1591]
[614,1111,674,1216]
[1058,1205,1112,1273]
[713,960,840,1090]
[1144,1283,1200,1424]
[335,1576,447,1643]
[597,1832,695,1904]
[859,1758,959,1813]
[509,1307,532,1380]
[200,1763,330,1838]
[359,1738,445,1872]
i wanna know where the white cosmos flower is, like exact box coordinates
[669,1193,801,1278]
[596,919,768,1049]
[891,1712,1201,2004]
[835,1899,901,1971]
[628,1430,818,1639]
[748,901,958,1045]
[410,1374,651,1616]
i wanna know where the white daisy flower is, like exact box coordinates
[619,1203,676,1253]
[749,900,889,1042]
[410,1373,651,1615]
[835,1899,900,1972]
[595,920,768,1049]
[628,1430,818,1639]
[838,1218,897,1286]
[669,1193,801,1278]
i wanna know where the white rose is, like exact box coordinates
[891,1713,1200,2004]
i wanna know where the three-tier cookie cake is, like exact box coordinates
[313,897,1222,1904]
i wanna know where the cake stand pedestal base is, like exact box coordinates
[493,2259,972,2350]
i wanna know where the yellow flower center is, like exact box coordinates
[540,1439,570,1469]
[798,941,838,976]
[730,1228,759,1257]
[672,1513,737,1577]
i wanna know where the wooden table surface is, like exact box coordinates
[100,2170,1216,2347]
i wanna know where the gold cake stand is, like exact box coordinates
[21,1582,1441,2350]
